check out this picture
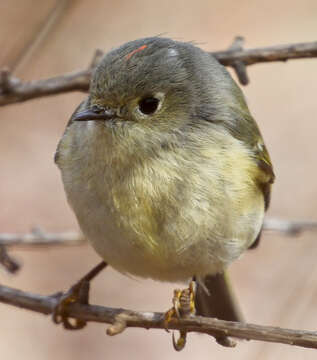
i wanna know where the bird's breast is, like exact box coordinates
[56,121,264,281]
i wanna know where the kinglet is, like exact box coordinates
[55,37,274,324]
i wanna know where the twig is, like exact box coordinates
[213,40,317,66]
[89,49,104,69]
[0,40,316,106]
[1,218,316,248]
[226,36,249,85]
[11,0,70,73]
[0,245,19,273]
[0,68,13,93]
[0,69,91,106]
[0,228,84,248]
[1,283,317,349]
[263,218,317,236]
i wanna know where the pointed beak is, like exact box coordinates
[72,108,116,122]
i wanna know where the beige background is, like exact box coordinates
[1,0,317,359]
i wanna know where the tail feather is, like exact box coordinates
[195,271,244,322]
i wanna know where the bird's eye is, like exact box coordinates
[138,97,160,115]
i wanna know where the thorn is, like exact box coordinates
[230,36,245,49]
[106,313,128,336]
[31,226,45,239]
[216,335,237,348]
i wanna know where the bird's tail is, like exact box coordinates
[195,271,244,322]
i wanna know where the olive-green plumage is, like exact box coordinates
[55,37,274,321]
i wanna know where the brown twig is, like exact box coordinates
[1,218,316,248]
[0,40,316,106]
[263,218,317,236]
[89,49,104,69]
[226,36,249,85]
[0,245,19,273]
[0,69,91,106]
[10,0,70,73]
[0,68,13,93]
[1,283,317,349]
[213,40,317,66]
[0,228,84,248]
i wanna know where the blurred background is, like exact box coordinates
[1,0,317,359]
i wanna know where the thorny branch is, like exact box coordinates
[1,283,317,349]
[0,39,317,106]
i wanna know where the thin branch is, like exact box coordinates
[263,218,317,236]
[1,283,317,349]
[0,40,316,106]
[0,245,19,273]
[10,0,70,73]
[0,228,84,248]
[226,36,249,85]
[1,218,316,248]
[213,40,317,66]
[0,68,91,106]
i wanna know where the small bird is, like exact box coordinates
[55,37,274,334]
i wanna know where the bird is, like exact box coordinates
[54,37,274,340]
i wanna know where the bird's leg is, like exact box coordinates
[52,261,107,330]
[164,281,196,351]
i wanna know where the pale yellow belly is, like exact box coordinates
[58,122,265,282]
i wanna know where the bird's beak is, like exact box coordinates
[72,108,116,122]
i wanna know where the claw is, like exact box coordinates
[52,261,107,330]
[163,289,182,331]
[164,281,196,351]
[52,280,89,330]
[173,289,182,318]
[172,330,187,351]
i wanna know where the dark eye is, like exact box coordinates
[138,97,160,115]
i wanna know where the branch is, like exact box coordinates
[0,40,316,106]
[1,218,316,249]
[0,67,91,106]
[1,283,317,350]
[0,227,84,248]
[263,218,317,236]
[0,245,19,273]
[213,40,317,66]
[0,48,102,106]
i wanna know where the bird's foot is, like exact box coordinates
[52,278,89,330]
[164,281,196,351]
[52,261,107,330]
